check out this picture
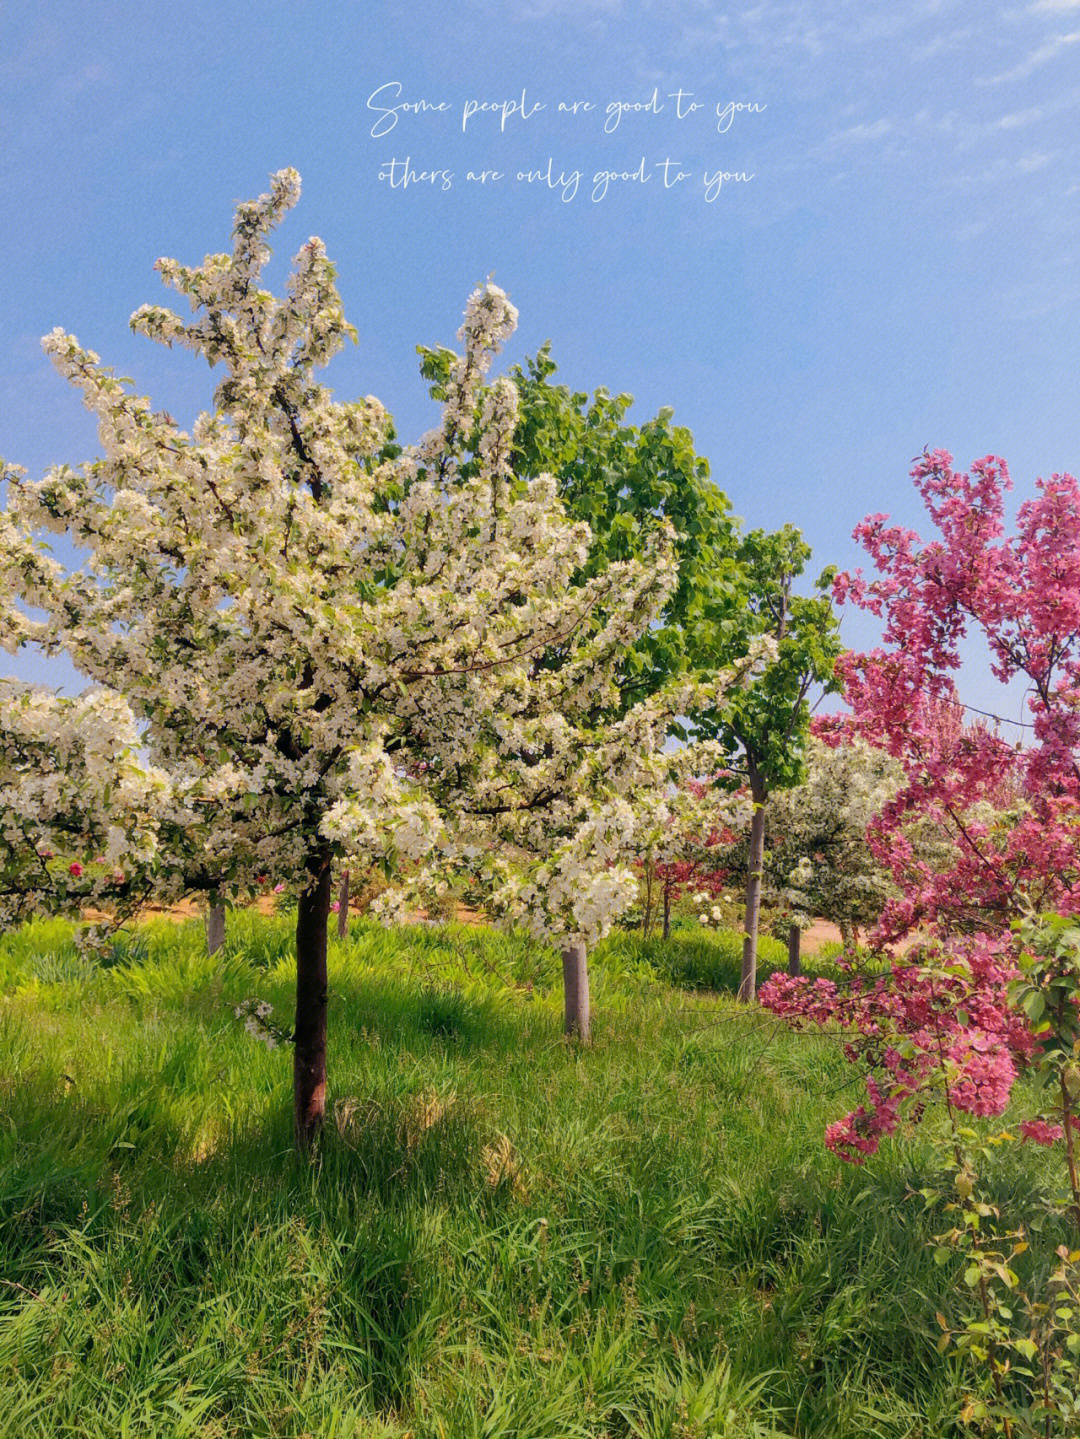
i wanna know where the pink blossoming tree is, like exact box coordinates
[763,450,1080,1158]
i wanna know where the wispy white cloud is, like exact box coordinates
[978,28,1080,82]
[837,118,892,142]
[1028,0,1080,13]
[910,27,972,59]
[947,150,1056,186]
[995,104,1049,127]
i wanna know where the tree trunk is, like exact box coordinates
[642,861,654,939]
[294,860,332,1152]
[787,922,801,977]
[662,882,672,941]
[561,943,590,1043]
[738,781,767,1002]
[206,903,226,956]
[337,868,350,940]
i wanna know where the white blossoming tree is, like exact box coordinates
[0,169,757,1141]
[701,729,903,971]
[403,659,764,1041]
[766,731,903,957]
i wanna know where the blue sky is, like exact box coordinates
[2,0,1078,724]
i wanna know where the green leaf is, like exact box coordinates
[1021,989,1046,1021]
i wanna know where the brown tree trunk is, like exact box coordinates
[787,922,801,977]
[738,779,767,1003]
[662,881,672,941]
[642,861,654,939]
[293,860,332,1152]
[206,903,226,956]
[561,943,590,1043]
[337,868,350,940]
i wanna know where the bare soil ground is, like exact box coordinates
[94,898,853,950]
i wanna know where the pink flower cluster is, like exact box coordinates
[1018,1118,1064,1147]
[761,934,1034,1163]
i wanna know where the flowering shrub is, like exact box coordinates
[762,451,1080,1153]
[836,450,1080,940]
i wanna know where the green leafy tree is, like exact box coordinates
[418,346,840,1006]
[699,526,842,1000]
[417,342,744,710]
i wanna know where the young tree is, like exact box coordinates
[397,320,776,1034]
[698,527,842,1000]
[420,331,841,1000]
[634,780,732,940]
[759,726,903,967]
[0,170,717,1144]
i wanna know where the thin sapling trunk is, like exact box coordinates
[293,860,333,1151]
[561,943,591,1043]
[337,868,350,940]
[206,902,226,956]
[787,922,801,977]
[738,779,767,1002]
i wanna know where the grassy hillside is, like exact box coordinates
[0,915,1061,1437]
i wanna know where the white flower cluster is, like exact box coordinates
[234,997,285,1048]
[0,679,179,926]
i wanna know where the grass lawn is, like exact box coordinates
[0,914,1064,1437]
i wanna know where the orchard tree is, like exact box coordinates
[0,170,758,1136]
[834,450,1080,940]
[0,173,630,1140]
[764,449,1080,1159]
[421,325,843,999]
[760,726,902,970]
[698,526,842,999]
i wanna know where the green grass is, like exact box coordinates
[0,915,1064,1437]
